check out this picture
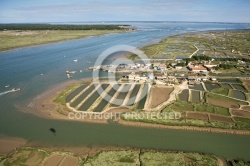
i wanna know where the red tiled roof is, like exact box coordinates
[189,65,207,71]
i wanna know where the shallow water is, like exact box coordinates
[78,84,109,111]
[221,83,233,90]
[70,84,96,107]
[136,84,149,109]
[127,84,141,105]
[93,84,119,112]
[189,83,204,91]
[217,78,241,83]
[191,90,201,102]
[112,84,132,106]
[230,90,246,100]
[178,89,189,101]
[231,84,246,91]
[65,84,88,102]
[204,83,220,91]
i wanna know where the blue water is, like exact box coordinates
[0,22,250,159]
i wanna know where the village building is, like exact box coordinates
[210,77,217,81]
[155,75,167,80]
[171,62,177,67]
[175,66,183,70]
[188,64,208,73]
[129,65,138,70]
[202,78,208,81]
[204,64,218,68]
[127,73,140,80]
[188,76,200,82]
[166,76,176,83]
[157,63,167,71]
[204,64,217,72]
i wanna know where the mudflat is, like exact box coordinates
[0,136,27,155]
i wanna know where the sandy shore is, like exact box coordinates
[0,136,27,155]
[20,78,112,125]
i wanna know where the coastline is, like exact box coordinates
[0,30,128,53]
[25,80,250,136]
[0,135,135,156]
[20,78,110,124]
[118,118,250,135]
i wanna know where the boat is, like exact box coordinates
[66,74,71,78]
[73,59,78,62]
[11,88,20,92]
[66,70,76,74]
[4,85,10,88]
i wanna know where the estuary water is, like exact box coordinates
[0,22,250,159]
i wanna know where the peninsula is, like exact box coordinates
[0,24,133,51]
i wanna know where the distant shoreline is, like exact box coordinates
[0,29,129,52]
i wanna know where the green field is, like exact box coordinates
[205,92,247,105]
[211,88,229,96]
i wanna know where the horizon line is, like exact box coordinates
[0,21,250,24]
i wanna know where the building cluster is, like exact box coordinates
[100,61,221,86]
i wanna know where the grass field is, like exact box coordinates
[0,29,126,51]
[234,117,250,130]
[1,147,225,166]
[206,91,243,102]
[84,150,219,166]
[140,151,218,166]
[194,103,230,116]
[84,151,139,166]
[211,87,229,96]
[228,160,250,166]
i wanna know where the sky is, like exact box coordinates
[0,0,250,23]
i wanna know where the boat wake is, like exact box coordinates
[0,88,20,96]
